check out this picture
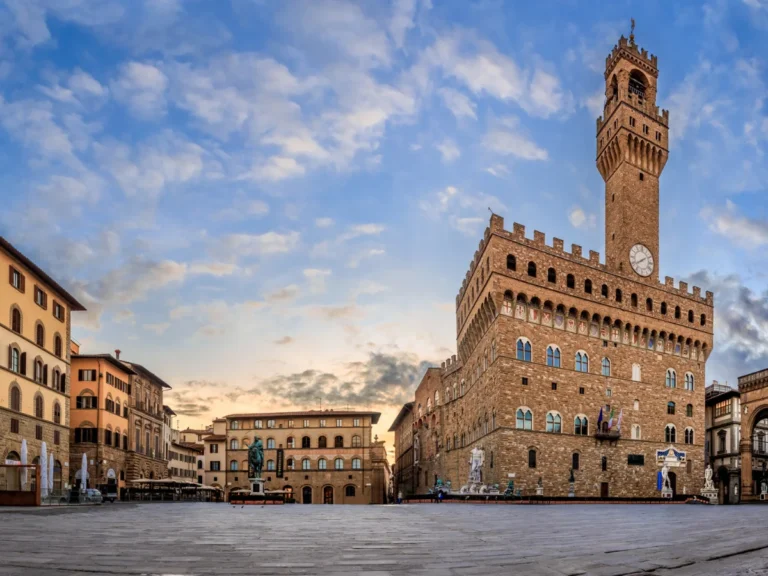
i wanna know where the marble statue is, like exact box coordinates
[661,463,670,490]
[704,465,714,491]
[413,434,420,465]
[468,447,485,483]
[248,438,264,478]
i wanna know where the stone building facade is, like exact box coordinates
[211,410,381,503]
[735,369,768,501]
[389,402,414,497]
[391,32,714,498]
[704,382,742,504]
[0,237,85,492]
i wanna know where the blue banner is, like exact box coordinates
[657,471,662,491]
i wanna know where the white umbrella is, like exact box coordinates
[80,453,87,492]
[20,439,27,490]
[48,453,54,494]
[40,442,48,499]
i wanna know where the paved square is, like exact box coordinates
[1,503,767,575]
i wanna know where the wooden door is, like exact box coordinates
[600,482,609,498]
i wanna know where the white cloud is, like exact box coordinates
[568,206,597,229]
[217,231,300,258]
[701,200,768,248]
[303,268,332,293]
[420,185,504,236]
[389,0,418,49]
[486,164,509,178]
[452,216,484,236]
[315,217,335,228]
[69,69,108,98]
[347,247,385,268]
[436,138,460,162]
[112,61,168,118]
[438,87,477,120]
[189,262,238,277]
[143,322,170,335]
[582,89,604,119]
[338,223,386,242]
[483,116,548,160]
[667,61,713,143]
[0,97,79,165]
[245,156,305,182]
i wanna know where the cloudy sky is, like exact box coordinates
[1,0,767,448]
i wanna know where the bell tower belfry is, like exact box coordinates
[597,23,669,281]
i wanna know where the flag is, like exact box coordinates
[607,407,616,429]
[616,409,624,432]
[597,407,604,430]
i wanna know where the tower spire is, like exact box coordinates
[629,18,635,46]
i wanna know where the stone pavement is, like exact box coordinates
[1,503,768,575]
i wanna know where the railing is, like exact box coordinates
[595,430,621,440]
[706,383,733,398]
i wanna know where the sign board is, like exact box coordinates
[276,449,284,478]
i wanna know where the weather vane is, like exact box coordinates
[630,18,635,45]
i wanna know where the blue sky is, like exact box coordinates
[1,0,767,443]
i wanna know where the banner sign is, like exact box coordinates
[276,449,284,478]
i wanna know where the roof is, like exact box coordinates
[172,441,204,453]
[163,405,177,416]
[73,354,137,376]
[120,360,172,390]
[181,428,210,435]
[0,236,86,311]
[226,409,381,424]
[388,402,414,432]
[203,435,227,442]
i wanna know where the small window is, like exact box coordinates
[521,377,528,386]
[567,274,575,289]
[632,364,641,382]
[516,339,531,362]
[352,458,361,470]
[675,306,681,319]
[686,404,693,417]
[572,453,580,470]
[639,172,644,181]
[579,387,584,395]
[688,310,694,323]
[11,308,21,334]
[646,298,653,312]
[574,416,588,435]
[700,313,706,326]
[584,279,592,294]
[547,268,556,283]
[506,255,516,271]
[667,401,676,415]
[335,458,344,470]
[601,284,608,298]
[661,302,667,315]
[631,293,638,307]
[551,382,557,391]
[601,456,607,471]
[601,357,611,376]
[527,261,536,277]
[528,449,536,468]
[615,289,622,302]
[629,117,636,127]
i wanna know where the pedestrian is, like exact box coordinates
[438,490,444,504]
[397,490,403,504]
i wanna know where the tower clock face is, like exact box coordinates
[629,244,654,277]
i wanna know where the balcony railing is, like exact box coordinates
[595,430,621,441]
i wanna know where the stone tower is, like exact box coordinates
[597,28,669,282]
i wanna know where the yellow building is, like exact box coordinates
[0,237,85,491]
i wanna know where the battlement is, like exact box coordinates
[596,103,669,133]
[605,35,658,78]
[456,214,713,307]
[441,354,461,376]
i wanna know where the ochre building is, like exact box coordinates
[204,410,383,503]
[392,32,714,499]
[0,237,85,492]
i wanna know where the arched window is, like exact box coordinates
[352,458,361,470]
[632,364,641,382]
[60,372,66,393]
[666,369,677,388]
[115,399,120,416]
[516,408,532,430]
[54,335,62,357]
[572,452,580,470]
[302,458,311,470]
[53,402,61,424]
[601,357,611,376]
[460,380,465,395]
[547,268,556,283]
[667,401,675,415]
[615,288,622,302]
[575,351,589,373]
[674,306,681,319]
[684,428,694,445]
[546,345,560,367]
[334,435,343,448]
[267,438,276,449]
[302,436,311,449]
[10,385,21,411]
[9,347,19,373]
[334,458,344,470]
[686,404,693,417]
[230,420,239,430]
[646,298,653,312]
[267,460,275,471]
[36,323,44,347]
[318,458,327,470]
[634,399,640,411]
[665,425,676,443]
[11,308,21,334]
[352,435,361,448]
[685,373,694,391]
[318,436,327,448]
[566,274,575,289]
[506,255,516,271]
[631,293,638,307]
[34,359,43,383]
[700,313,706,326]
[631,424,641,440]
[527,262,536,277]
[528,449,537,468]
[629,69,647,97]
[661,302,667,315]
[584,279,592,294]
[229,460,238,471]
[491,340,496,362]
[688,310,694,323]
[287,437,295,448]
[516,339,531,362]
[35,394,44,418]
[230,439,239,450]
[546,412,561,433]
[574,416,588,435]
[345,485,356,497]
[452,383,457,400]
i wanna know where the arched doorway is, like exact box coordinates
[668,471,677,496]
[302,486,312,504]
[751,409,768,496]
[323,485,334,504]
[343,484,356,503]
[5,451,20,491]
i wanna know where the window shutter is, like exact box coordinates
[78,369,83,380]
[20,353,26,375]
[8,266,12,285]
[43,365,48,385]
[61,374,66,393]
[20,274,25,293]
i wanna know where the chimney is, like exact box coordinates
[115,349,121,360]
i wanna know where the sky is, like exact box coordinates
[1,0,767,452]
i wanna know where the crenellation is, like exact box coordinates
[678,281,688,294]
[513,222,525,237]
[589,250,600,264]
[533,230,545,245]
[490,214,504,231]
[705,291,714,306]
[692,286,701,299]
[665,276,674,287]
[553,237,564,251]
[571,244,582,258]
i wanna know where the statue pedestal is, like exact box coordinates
[535,486,543,496]
[250,478,265,496]
[701,488,718,504]
[568,482,575,498]
[661,487,673,499]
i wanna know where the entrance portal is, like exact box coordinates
[668,471,677,496]
[600,482,609,498]
[302,486,312,504]
[323,485,334,504]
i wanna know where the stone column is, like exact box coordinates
[740,437,753,500]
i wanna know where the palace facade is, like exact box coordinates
[392,32,714,498]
